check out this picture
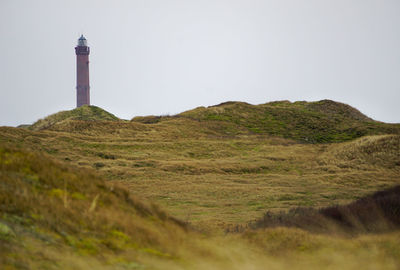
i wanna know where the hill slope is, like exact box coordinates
[30,100,400,143]
[2,145,400,269]
[0,145,191,269]
[175,100,399,143]
[0,100,398,229]
[1,100,400,269]
[29,105,120,131]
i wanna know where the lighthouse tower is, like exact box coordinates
[75,35,90,107]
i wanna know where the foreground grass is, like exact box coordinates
[1,146,400,270]
[0,146,189,268]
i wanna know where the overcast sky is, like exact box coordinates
[1,0,399,126]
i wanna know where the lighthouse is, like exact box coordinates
[75,35,90,107]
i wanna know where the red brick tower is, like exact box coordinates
[75,35,90,107]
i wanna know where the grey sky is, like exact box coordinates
[1,0,399,126]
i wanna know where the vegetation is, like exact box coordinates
[0,146,190,268]
[1,100,400,269]
[250,184,400,233]
[28,105,120,131]
[176,100,400,143]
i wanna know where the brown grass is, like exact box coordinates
[250,185,400,234]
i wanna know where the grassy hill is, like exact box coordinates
[174,100,400,142]
[29,100,400,143]
[28,105,120,131]
[1,100,400,269]
[1,134,400,270]
[1,100,399,229]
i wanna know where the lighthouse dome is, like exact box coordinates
[77,35,88,46]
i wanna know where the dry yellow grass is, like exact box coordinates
[1,120,399,230]
[1,101,400,269]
